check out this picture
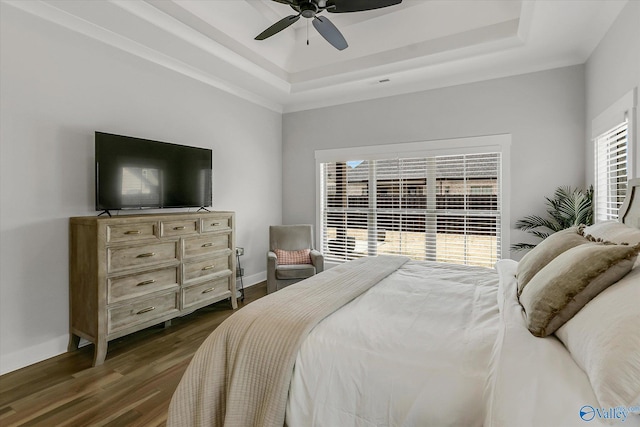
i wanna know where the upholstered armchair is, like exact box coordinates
[267,225,324,294]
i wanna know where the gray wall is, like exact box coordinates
[282,65,587,256]
[0,5,282,373]
[585,0,640,181]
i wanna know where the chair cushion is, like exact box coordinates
[276,264,316,280]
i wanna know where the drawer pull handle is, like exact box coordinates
[202,287,216,294]
[125,230,141,235]
[201,243,213,248]
[173,226,186,230]
[202,265,215,271]
[136,306,155,315]
[136,279,156,287]
[211,222,220,226]
[137,252,156,258]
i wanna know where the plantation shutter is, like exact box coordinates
[319,152,501,268]
[595,120,628,222]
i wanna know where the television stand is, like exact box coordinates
[97,210,112,217]
[197,207,211,212]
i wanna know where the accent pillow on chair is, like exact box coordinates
[274,248,312,265]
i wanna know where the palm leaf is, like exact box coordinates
[513,185,593,252]
[515,215,559,232]
[511,242,537,251]
[528,230,552,241]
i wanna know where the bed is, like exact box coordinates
[168,179,640,427]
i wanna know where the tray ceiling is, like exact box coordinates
[5,0,629,112]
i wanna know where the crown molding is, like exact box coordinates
[4,0,284,113]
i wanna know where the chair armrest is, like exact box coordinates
[267,251,278,294]
[310,250,324,273]
[267,251,278,268]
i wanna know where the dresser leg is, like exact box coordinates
[163,320,172,328]
[68,334,80,352]
[93,339,108,366]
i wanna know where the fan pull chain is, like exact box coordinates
[306,20,309,45]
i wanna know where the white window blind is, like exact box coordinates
[595,120,628,222]
[320,152,501,268]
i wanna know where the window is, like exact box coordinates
[317,136,509,268]
[592,88,636,222]
[594,120,628,221]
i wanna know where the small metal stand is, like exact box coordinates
[236,251,245,301]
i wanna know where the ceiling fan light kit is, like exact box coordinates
[255,0,402,50]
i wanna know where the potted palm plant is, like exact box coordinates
[512,186,593,251]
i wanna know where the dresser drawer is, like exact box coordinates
[183,234,230,259]
[107,242,178,273]
[182,277,230,309]
[107,222,156,243]
[108,292,178,334]
[201,217,230,233]
[107,267,179,304]
[160,219,198,238]
[183,254,230,282]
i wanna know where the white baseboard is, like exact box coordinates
[1,273,268,375]
[236,270,266,290]
[1,335,68,375]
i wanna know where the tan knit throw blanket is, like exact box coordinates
[167,255,409,427]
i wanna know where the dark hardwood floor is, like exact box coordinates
[0,282,267,427]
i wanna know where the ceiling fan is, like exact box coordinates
[255,0,403,51]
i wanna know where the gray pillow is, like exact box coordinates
[516,227,589,296]
[519,242,640,337]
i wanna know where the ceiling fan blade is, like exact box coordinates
[312,16,348,50]
[327,0,402,13]
[255,14,301,40]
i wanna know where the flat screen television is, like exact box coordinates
[95,132,212,212]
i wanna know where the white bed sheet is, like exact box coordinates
[485,260,640,427]
[286,260,501,427]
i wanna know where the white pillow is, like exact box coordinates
[555,266,640,409]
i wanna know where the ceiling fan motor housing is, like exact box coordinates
[299,2,319,18]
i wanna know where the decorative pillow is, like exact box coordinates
[555,266,640,409]
[584,220,640,245]
[584,220,640,267]
[274,248,312,265]
[519,242,640,337]
[516,226,589,297]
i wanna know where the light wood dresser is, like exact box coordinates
[69,211,236,366]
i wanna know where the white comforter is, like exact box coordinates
[286,260,501,427]
[285,259,640,427]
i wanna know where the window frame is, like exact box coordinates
[315,134,511,268]
[591,88,638,223]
